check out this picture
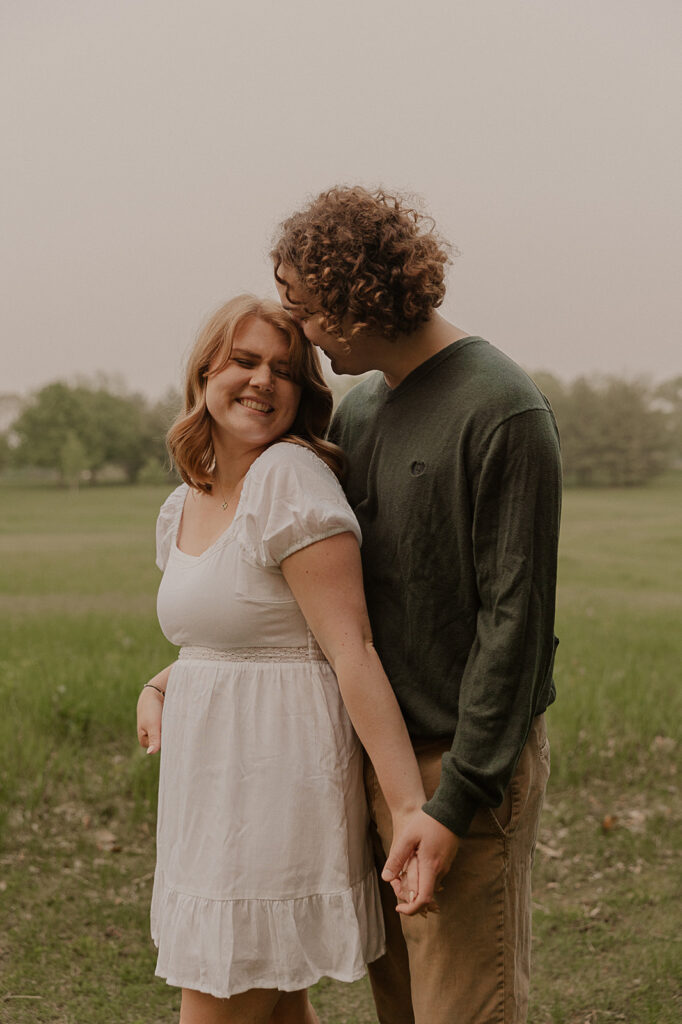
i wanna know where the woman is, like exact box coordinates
[137,295,425,1024]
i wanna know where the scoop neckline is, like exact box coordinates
[172,451,264,563]
[172,492,242,564]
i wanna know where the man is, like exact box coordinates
[272,186,561,1024]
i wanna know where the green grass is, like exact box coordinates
[0,478,680,1023]
[550,483,682,788]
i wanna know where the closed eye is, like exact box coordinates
[286,305,317,325]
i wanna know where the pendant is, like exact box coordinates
[221,500,228,510]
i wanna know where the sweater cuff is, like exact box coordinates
[422,784,480,839]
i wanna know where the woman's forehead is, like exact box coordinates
[208,317,291,368]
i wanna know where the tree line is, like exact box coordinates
[532,373,681,486]
[0,382,181,486]
[1,373,680,487]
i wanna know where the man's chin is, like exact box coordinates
[327,356,353,377]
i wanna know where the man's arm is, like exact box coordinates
[423,407,562,838]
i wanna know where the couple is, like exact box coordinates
[136,186,562,1024]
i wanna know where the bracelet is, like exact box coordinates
[143,683,165,699]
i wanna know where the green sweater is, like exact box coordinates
[329,337,562,837]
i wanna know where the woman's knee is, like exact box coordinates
[270,989,319,1024]
[181,986,281,1024]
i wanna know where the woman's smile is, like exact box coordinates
[235,396,275,414]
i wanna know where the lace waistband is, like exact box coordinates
[178,642,326,663]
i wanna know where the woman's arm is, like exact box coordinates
[136,664,173,755]
[281,532,456,913]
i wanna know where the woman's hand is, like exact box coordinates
[391,852,420,911]
[384,809,460,916]
[136,665,172,755]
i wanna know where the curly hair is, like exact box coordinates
[271,186,452,340]
[166,295,344,490]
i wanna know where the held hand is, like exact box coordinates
[390,853,422,913]
[136,685,164,755]
[383,810,460,916]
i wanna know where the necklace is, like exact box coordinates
[213,474,241,512]
[216,482,230,511]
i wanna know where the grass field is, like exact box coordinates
[0,478,680,1023]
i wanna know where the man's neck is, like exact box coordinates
[373,313,470,389]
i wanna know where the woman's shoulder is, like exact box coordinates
[155,483,188,571]
[248,441,342,491]
[237,443,359,567]
[158,482,189,519]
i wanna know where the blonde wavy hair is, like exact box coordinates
[271,185,452,341]
[167,295,343,490]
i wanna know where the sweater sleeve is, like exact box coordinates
[422,407,561,837]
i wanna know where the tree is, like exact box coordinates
[654,376,682,465]
[563,376,614,485]
[11,383,93,478]
[77,388,148,483]
[598,378,671,485]
[10,381,179,484]
[143,387,182,471]
[0,433,11,473]
[59,430,89,489]
[530,373,674,486]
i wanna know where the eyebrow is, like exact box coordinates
[231,347,290,367]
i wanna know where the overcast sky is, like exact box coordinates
[2,0,680,400]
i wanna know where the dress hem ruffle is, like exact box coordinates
[151,865,385,998]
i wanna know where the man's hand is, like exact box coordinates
[383,810,460,916]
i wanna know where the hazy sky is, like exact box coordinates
[2,0,680,399]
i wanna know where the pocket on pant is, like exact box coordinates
[537,735,551,790]
[535,714,550,756]
[487,776,520,836]
[536,719,551,782]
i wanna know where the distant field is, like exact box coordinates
[0,478,680,1023]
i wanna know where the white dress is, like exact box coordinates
[150,442,385,997]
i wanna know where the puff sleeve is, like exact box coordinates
[238,443,361,567]
[155,484,188,571]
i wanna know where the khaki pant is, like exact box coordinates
[364,715,550,1024]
